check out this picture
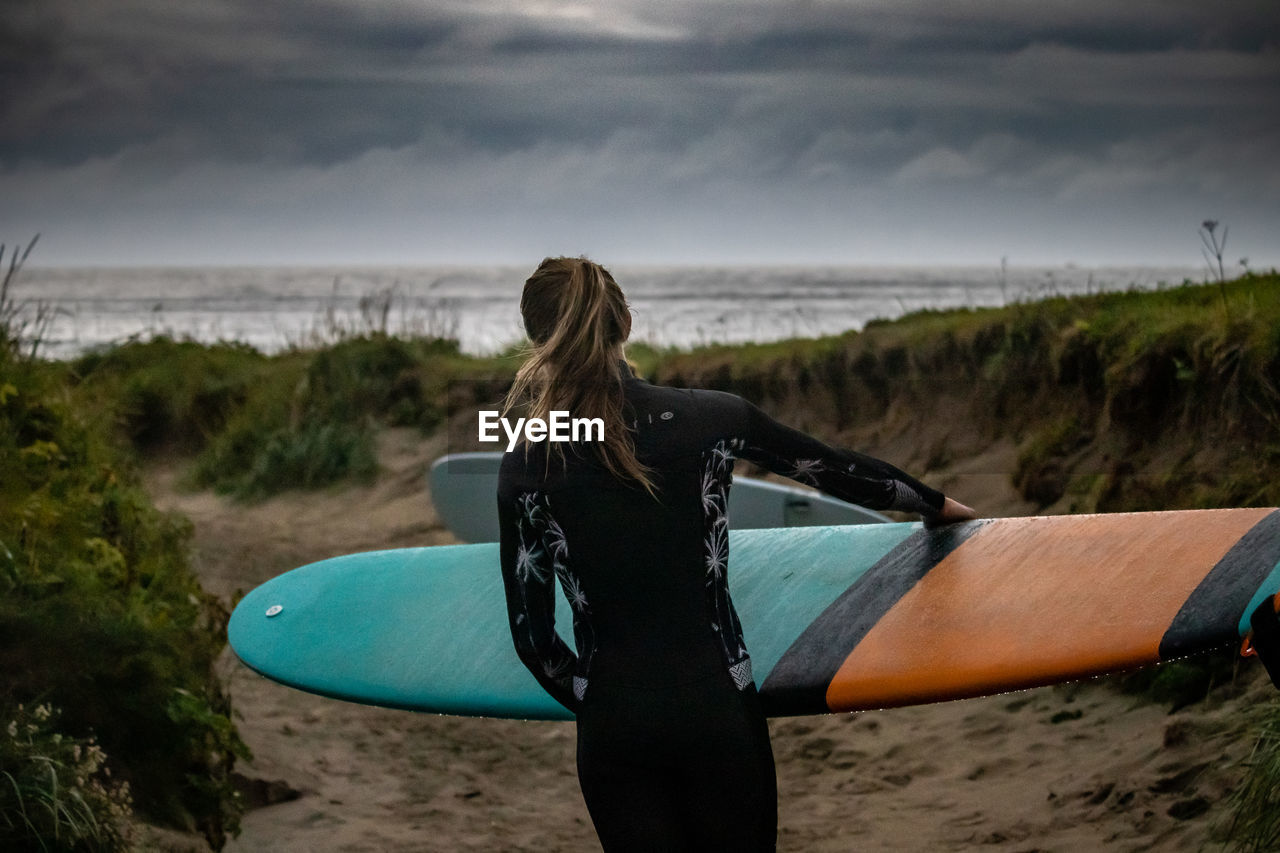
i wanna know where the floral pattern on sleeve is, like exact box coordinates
[501,490,596,709]
[701,438,753,691]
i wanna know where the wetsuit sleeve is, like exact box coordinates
[498,490,580,713]
[734,397,946,518]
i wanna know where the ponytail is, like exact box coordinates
[503,257,656,495]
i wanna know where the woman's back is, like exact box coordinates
[498,373,753,696]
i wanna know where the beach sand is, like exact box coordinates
[141,428,1268,852]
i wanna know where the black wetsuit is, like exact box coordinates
[497,365,945,852]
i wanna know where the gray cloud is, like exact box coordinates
[1,0,1277,264]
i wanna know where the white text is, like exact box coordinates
[478,410,605,452]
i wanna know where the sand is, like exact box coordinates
[140,428,1270,852]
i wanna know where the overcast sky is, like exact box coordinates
[2,0,1278,267]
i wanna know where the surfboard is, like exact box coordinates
[228,507,1280,720]
[230,504,1280,717]
[428,451,888,542]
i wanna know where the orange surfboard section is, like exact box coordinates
[825,508,1275,712]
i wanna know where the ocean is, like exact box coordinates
[11,264,1204,360]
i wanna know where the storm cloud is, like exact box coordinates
[2,0,1278,264]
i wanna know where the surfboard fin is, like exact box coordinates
[1244,593,1280,690]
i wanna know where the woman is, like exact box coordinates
[498,257,975,851]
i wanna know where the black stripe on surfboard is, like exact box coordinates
[760,519,990,716]
[1159,509,1280,660]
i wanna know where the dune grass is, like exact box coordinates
[1217,699,1280,852]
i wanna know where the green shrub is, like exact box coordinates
[302,334,451,429]
[68,333,467,499]
[71,338,271,452]
[0,354,245,849]
[194,418,378,500]
[68,325,509,500]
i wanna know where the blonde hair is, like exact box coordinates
[503,257,656,495]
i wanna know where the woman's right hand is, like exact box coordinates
[929,496,978,527]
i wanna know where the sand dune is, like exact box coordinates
[143,428,1266,852]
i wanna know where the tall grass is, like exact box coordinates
[0,235,55,361]
[1218,700,1280,852]
[1,704,134,852]
[287,277,462,350]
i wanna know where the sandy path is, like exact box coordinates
[144,429,1266,852]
